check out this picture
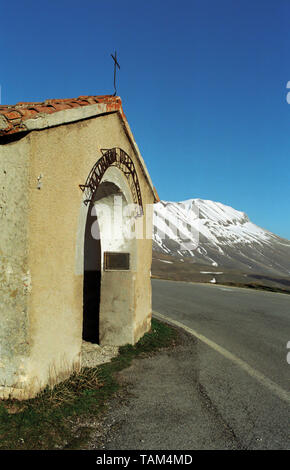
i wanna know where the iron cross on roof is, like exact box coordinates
[111,51,120,96]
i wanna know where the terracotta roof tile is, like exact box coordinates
[18,108,39,118]
[0,95,122,136]
[2,110,23,120]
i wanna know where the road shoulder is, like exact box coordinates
[82,324,242,450]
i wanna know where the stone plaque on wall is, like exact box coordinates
[104,252,130,271]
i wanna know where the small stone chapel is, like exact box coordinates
[0,95,158,398]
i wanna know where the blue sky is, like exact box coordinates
[1,0,290,239]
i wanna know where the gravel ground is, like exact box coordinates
[81,341,119,368]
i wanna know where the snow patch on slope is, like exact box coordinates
[153,198,290,275]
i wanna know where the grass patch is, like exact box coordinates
[0,318,177,450]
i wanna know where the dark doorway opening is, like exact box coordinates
[82,201,101,343]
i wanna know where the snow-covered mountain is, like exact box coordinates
[153,199,290,282]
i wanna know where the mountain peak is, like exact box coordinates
[153,198,290,277]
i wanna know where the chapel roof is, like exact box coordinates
[0,95,121,136]
[0,94,159,201]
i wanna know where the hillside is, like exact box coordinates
[152,199,290,293]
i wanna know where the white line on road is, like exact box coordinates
[153,311,290,405]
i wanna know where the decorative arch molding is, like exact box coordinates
[79,147,143,216]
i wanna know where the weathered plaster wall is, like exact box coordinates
[8,111,154,397]
[0,137,30,395]
[134,205,153,343]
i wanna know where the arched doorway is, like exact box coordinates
[81,156,140,345]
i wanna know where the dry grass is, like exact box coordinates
[36,368,102,409]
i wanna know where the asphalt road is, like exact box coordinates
[86,280,290,450]
[152,279,290,449]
